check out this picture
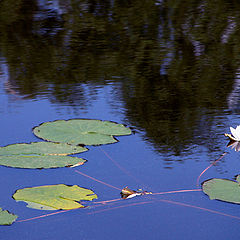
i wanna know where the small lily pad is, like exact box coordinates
[0,208,18,225]
[202,175,240,204]
[0,142,87,169]
[33,119,132,146]
[13,184,98,210]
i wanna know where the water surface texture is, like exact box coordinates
[1,1,240,239]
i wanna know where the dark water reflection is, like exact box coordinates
[1,0,240,155]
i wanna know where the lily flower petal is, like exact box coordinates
[230,126,240,141]
[236,126,240,137]
[225,133,237,141]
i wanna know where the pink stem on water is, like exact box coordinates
[74,169,121,191]
[16,209,73,223]
[152,189,202,195]
[99,146,151,190]
[196,152,228,186]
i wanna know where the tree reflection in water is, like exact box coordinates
[0,0,240,155]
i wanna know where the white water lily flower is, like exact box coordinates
[225,125,240,142]
[230,126,240,141]
[225,125,240,151]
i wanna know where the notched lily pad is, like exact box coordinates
[33,119,132,146]
[202,175,240,204]
[0,142,87,169]
[0,208,18,225]
[13,184,98,210]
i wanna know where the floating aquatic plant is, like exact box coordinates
[33,119,132,146]
[13,184,98,210]
[225,126,240,151]
[0,208,18,225]
[0,142,87,169]
[225,126,240,141]
[202,175,240,204]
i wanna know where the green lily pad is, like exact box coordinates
[33,119,132,145]
[0,142,88,156]
[13,184,98,210]
[202,175,240,204]
[0,208,18,225]
[0,142,87,169]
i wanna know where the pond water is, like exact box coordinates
[1,1,240,239]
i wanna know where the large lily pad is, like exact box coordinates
[0,142,87,169]
[33,119,132,145]
[0,142,88,156]
[202,175,240,204]
[13,184,98,210]
[0,208,18,225]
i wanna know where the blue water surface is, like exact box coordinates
[1,64,240,240]
[1,0,240,238]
